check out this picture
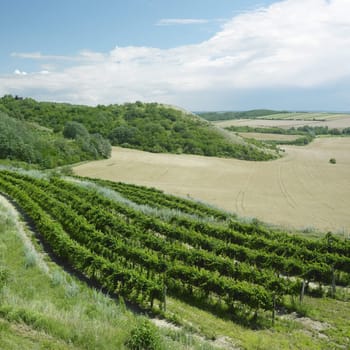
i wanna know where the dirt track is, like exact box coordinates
[74,138,350,234]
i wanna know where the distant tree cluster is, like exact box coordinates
[0,108,111,168]
[225,124,350,146]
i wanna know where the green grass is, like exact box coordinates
[165,295,350,349]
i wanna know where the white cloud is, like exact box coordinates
[156,18,210,26]
[14,69,27,75]
[11,51,105,62]
[11,52,73,61]
[3,0,350,109]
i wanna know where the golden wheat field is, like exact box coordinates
[215,115,350,130]
[74,137,350,235]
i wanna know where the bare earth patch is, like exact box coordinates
[152,319,240,349]
[73,138,350,234]
[281,312,330,341]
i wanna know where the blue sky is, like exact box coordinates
[1,0,350,111]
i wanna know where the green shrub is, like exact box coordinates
[125,318,161,350]
[329,158,336,164]
[0,266,9,288]
[63,121,89,139]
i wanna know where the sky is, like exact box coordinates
[1,0,350,111]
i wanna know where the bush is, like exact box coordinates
[329,158,336,164]
[63,121,89,139]
[0,266,8,288]
[125,318,161,350]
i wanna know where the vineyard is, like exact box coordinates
[0,169,349,327]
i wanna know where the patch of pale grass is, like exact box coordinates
[67,177,227,226]
[0,195,49,274]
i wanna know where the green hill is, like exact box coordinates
[0,95,278,163]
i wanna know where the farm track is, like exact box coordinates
[235,169,254,214]
[277,163,297,209]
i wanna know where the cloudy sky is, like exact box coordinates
[1,0,350,111]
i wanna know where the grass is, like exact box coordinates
[165,295,350,349]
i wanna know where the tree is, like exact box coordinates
[63,121,89,139]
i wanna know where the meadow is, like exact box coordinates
[74,137,350,235]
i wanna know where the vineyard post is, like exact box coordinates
[150,293,154,308]
[272,294,276,327]
[163,284,167,312]
[300,279,306,303]
[331,266,336,298]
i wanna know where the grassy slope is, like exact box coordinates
[166,295,350,349]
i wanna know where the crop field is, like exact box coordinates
[215,114,350,130]
[238,132,299,142]
[257,113,350,121]
[74,138,350,234]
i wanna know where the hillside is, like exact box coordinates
[0,95,278,161]
[0,110,111,168]
[0,188,215,350]
[0,168,349,349]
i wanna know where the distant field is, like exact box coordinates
[257,112,350,121]
[238,132,299,142]
[74,138,350,234]
[215,114,350,130]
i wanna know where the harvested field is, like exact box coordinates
[215,115,350,130]
[74,138,350,234]
[238,132,299,142]
[257,112,350,121]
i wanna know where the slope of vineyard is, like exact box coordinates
[0,189,219,350]
[0,169,349,349]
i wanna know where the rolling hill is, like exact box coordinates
[0,95,278,163]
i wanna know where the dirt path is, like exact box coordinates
[73,138,350,234]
